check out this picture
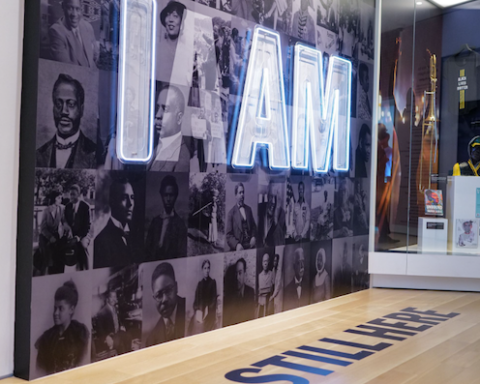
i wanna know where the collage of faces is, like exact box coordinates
[28,0,374,379]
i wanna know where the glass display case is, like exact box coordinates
[371,0,480,287]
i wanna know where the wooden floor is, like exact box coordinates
[4,288,480,383]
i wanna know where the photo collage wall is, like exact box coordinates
[24,0,374,379]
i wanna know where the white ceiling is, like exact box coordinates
[381,0,441,32]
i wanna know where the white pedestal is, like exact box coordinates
[418,217,448,254]
[447,176,480,255]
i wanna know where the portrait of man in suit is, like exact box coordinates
[150,83,191,172]
[64,184,91,270]
[226,183,257,251]
[36,74,96,169]
[146,262,186,346]
[223,257,255,326]
[293,181,311,242]
[258,181,286,247]
[49,0,98,67]
[94,177,135,269]
[283,247,309,311]
[93,290,128,358]
[333,241,352,297]
[145,175,187,260]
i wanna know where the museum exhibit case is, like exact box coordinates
[14,0,376,379]
[370,0,480,288]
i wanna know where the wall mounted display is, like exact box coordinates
[15,0,375,379]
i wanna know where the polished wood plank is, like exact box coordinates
[3,288,480,383]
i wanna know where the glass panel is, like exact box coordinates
[376,0,480,256]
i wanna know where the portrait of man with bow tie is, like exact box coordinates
[226,181,258,251]
[145,173,188,261]
[283,245,310,311]
[36,72,97,169]
[94,175,138,269]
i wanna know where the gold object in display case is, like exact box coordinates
[418,51,439,194]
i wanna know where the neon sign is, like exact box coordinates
[117,0,157,164]
[231,28,291,171]
[117,15,352,172]
[291,44,352,173]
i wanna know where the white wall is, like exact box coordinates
[0,0,24,378]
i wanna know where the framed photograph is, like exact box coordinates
[456,219,478,248]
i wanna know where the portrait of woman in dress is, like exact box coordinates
[311,248,332,303]
[190,259,218,334]
[35,280,89,375]
[208,189,219,245]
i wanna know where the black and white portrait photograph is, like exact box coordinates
[354,120,372,178]
[189,90,228,173]
[289,0,316,45]
[285,177,311,244]
[233,0,281,30]
[333,177,354,238]
[357,61,373,122]
[316,26,337,55]
[352,235,369,291]
[188,171,227,255]
[255,248,274,318]
[190,8,232,92]
[185,254,224,335]
[255,247,285,318]
[317,0,338,32]
[358,0,374,63]
[149,81,193,173]
[225,175,258,251]
[141,258,187,347]
[283,243,310,311]
[190,8,232,139]
[310,176,334,241]
[332,237,353,297]
[33,168,95,276]
[456,219,479,248]
[353,178,370,236]
[258,176,287,247]
[91,264,142,362]
[223,250,256,326]
[271,246,285,314]
[145,172,189,261]
[39,0,120,70]
[98,70,120,170]
[30,272,91,379]
[337,0,360,60]
[229,17,253,95]
[194,0,229,13]
[94,171,146,269]
[310,240,332,303]
[36,60,98,169]
[155,0,195,85]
